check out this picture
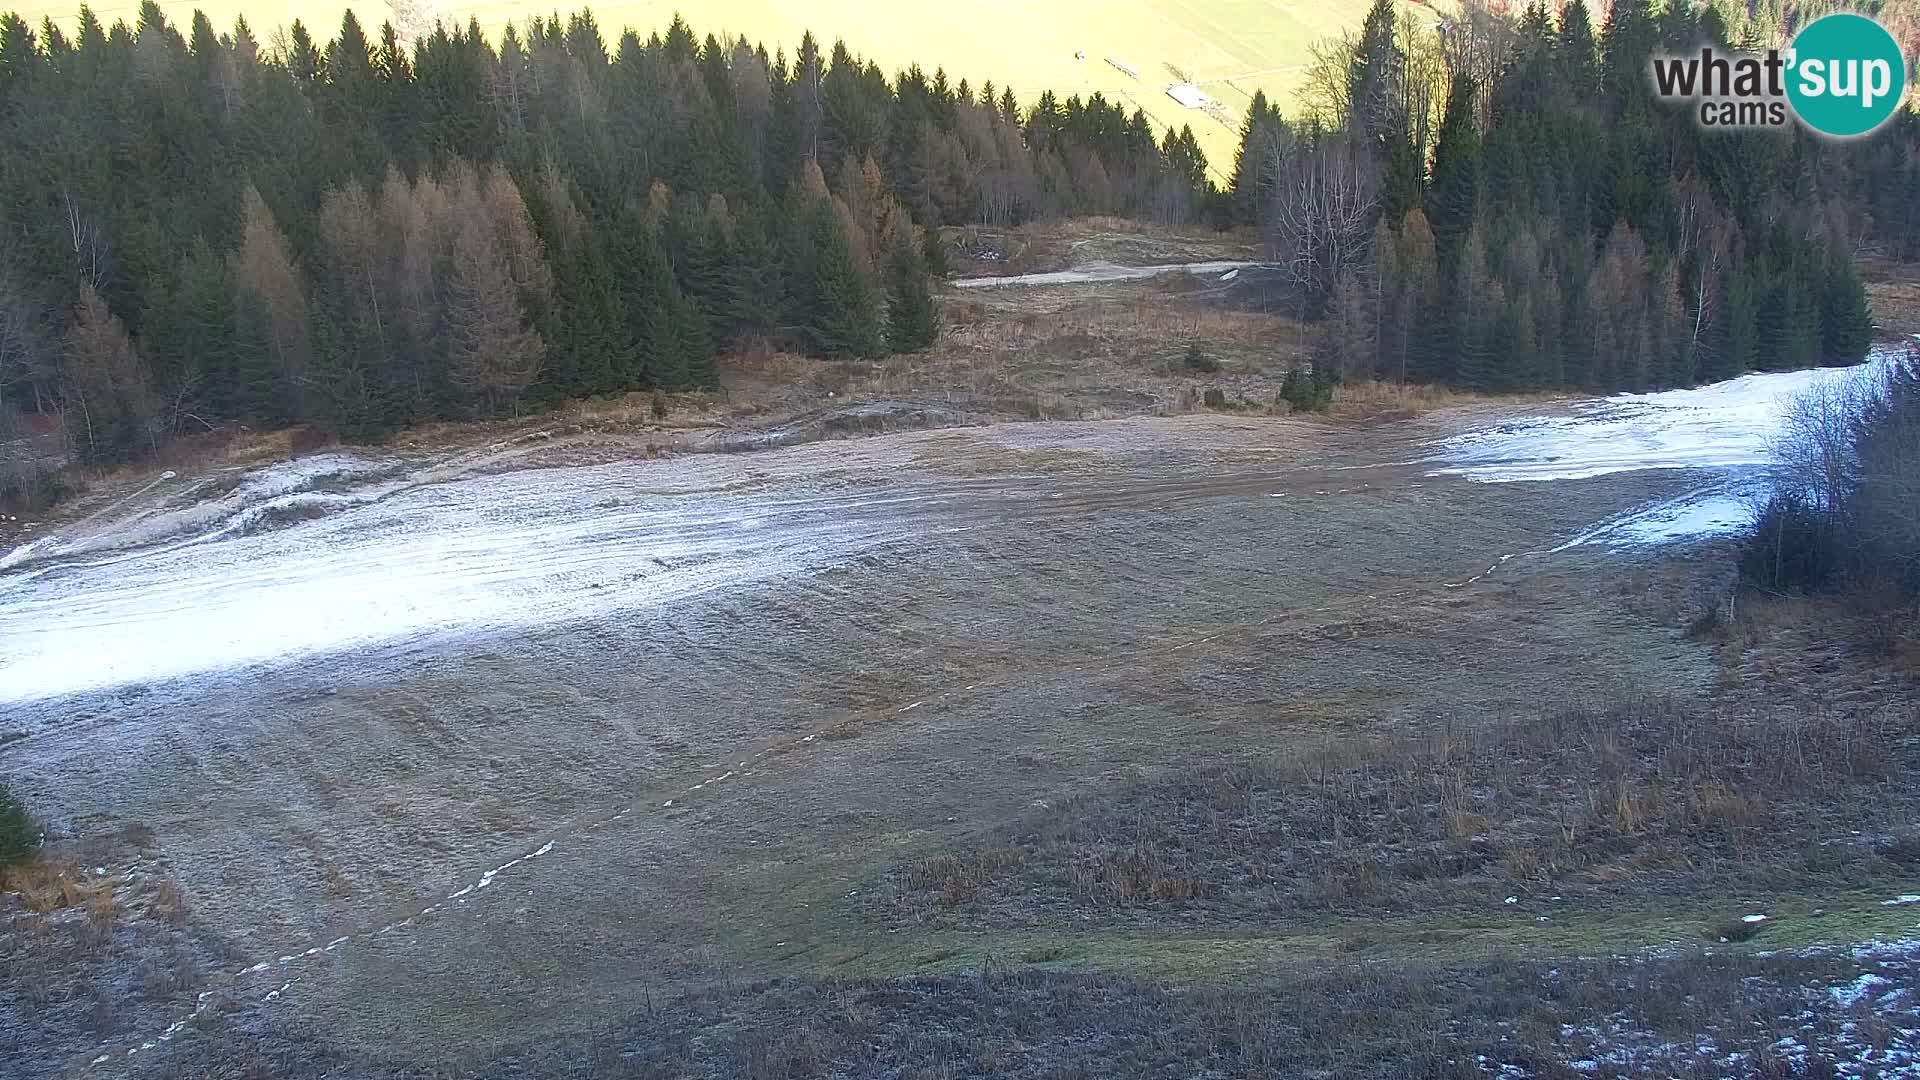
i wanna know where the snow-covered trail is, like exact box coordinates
[951,260,1254,288]
[0,453,969,707]
[1426,353,1898,548]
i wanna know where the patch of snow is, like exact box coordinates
[1432,355,1895,548]
[1430,357,1891,483]
[953,260,1255,289]
[1550,485,1758,549]
[1831,973,1892,1007]
[0,539,40,569]
[0,454,952,704]
[1744,914,1770,924]
[1884,895,1920,906]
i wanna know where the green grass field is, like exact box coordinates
[13,0,1394,177]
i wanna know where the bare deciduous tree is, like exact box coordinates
[443,217,544,416]
[60,284,154,463]
[229,185,310,386]
[63,191,110,289]
[1265,129,1378,316]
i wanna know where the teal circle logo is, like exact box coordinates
[1787,13,1907,137]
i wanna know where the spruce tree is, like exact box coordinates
[1427,75,1481,270]
[612,211,691,389]
[0,781,35,865]
[885,238,941,353]
[920,227,949,279]
[804,208,882,359]
[1819,255,1874,367]
[730,209,787,347]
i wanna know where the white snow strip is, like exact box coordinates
[952,260,1256,289]
[1429,359,1890,483]
[1885,895,1920,906]
[0,453,935,703]
[1428,356,1898,549]
[0,539,41,570]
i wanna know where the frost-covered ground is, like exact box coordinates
[0,451,947,705]
[1547,938,1920,1079]
[1428,354,1896,549]
[2,357,1874,707]
[5,382,1910,1076]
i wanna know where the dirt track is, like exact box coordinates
[1,410,1723,1073]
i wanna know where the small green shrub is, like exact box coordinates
[1182,342,1220,374]
[1741,492,1841,594]
[0,781,38,865]
[1280,364,1337,413]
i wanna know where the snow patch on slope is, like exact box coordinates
[1,452,398,573]
[1429,354,1896,548]
[0,458,936,705]
[1430,359,1890,484]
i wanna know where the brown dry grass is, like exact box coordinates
[135,948,1920,1079]
[944,217,1258,277]
[884,690,1916,925]
[1327,379,1566,421]
[1,857,114,914]
[1862,260,1920,338]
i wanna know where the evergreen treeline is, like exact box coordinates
[0,3,1216,460]
[4,0,1919,474]
[1232,0,1918,394]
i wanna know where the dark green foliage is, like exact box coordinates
[1742,491,1843,594]
[1742,351,1920,598]
[803,214,881,360]
[919,228,949,279]
[1242,0,1897,397]
[728,209,787,345]
[1426,76,1480,267]
[544,227,630,399]
[1229,91,1285,226]
[1280,364,1336,412]
[0,6,1216,464]
[611,211,694,389]
[1821,254,1875,366]
[885,238,941,354]
[1181,342,1219,374]
[0,780,36,865]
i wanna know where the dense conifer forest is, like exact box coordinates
[1240,0,1918,394]
[0,0,1915,471]
[0,1,1216,460]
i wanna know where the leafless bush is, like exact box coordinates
[1748,346,1920,596]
